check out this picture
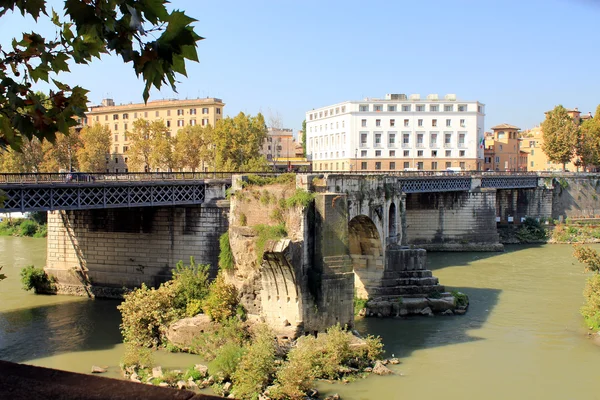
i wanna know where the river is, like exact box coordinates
[0,237,598,399]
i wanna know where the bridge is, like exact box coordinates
[0,171,542,212]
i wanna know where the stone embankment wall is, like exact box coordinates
[552,176,600,220]
[46,203,229,295]
[496,187,553,224]
[404,189,502,251]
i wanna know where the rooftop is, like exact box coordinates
[491,123,520,131]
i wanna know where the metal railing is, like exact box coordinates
[0,172,242,184]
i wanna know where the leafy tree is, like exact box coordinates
[542,105,578,171]
[301,119,307,157]
[0,0,202,150]
[212,112,269,172]
[77,124,111,172]
[150,128,175,171]
[127,119,170,171]
[41,128,82,172]
[173,125,211,172]
[0,148,25,172]
[575,105,600,171]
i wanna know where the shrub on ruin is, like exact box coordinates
[118,281,180,347]
[209,341,247,381]
[121,342,154,369]
[203,274,240,322]
[189,318,249,360]
[270,336,319,399]
[219,232,235,270]
[284,189,315,209]
[20,265,55,293]
[232,325,277,399]
[171,257,211,310]
[516,217,547,242]
[254,223,287,264]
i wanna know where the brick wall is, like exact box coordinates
[46,204,229,292]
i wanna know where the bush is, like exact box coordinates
[121,343,154,369]
[203,274,239,322]
[244,173,296,188]
[185,299,203,317]
[581,274,600,330]
[573,245,600,273]
[284,189,315,209]
[232,325,277,399]
[20,265,55,293]
[33,223,48,238]
[353,295,369,316]
[516,217,547,243]
[209,341,246,381]
[19,220,38,236]
[189,318,249,360]
[219,232,234,270]
[171,257,211,310]
[451,290,469,308]
[117,281,180,347]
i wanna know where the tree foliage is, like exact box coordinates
[77,123,111,172]
[301,119,306,157]
[173,124,211,172]
[0,0,202,151]
[541,105,579,170]
[126,119,165,171]
[41,128,82,172]
[576,105,600,171]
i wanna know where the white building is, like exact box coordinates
[305,93,485,172]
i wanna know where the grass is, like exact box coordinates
[243,173,296,188]
[253,224,287,264]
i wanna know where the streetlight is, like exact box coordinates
[355,148,358,173]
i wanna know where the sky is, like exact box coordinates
[1,0,600,133]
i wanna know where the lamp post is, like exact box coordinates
[354,148,358,173]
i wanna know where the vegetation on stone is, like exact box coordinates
[243,173,296,188]
[219,232,235,270]
[203,275,240,322]
[253,223,288,264]
[285,189,315,209]
[451,291,469,308]
[551,224,600,243]
[0,0,201,150]
[20,265,55,294]
[516,217,547,243]
[572,245,600,331]
[353,295,369,316]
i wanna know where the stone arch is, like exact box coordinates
[349,215,384,299]
[388,202,397,239]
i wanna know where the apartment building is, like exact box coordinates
[84,97,225,172]
[483,124,527,171]
[261,128,307,171]
[305,93,485,172]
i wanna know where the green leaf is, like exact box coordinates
[140,0,169,23]
[52,79,71,91]
[50,52,70,72]
[30,64,51,82]
[171,54,187,76]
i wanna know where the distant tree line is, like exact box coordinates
[0,112,271,173]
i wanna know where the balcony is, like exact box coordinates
[444,143,452,148]
[429,143,439,149]
[360,143,369,148]
[458,143,467,148]
[402,143,411,148]
[416,143,424,148]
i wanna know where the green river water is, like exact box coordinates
[0,237,598,399]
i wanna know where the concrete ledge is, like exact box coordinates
[415,243,504,252]
[0,360,223,400]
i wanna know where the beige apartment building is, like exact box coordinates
[483,124,527,171]
[260,128,307,171]
[84,98,225,172]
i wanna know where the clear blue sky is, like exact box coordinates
[1,0,599,132]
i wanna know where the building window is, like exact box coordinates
[166,110,171,116]
[446,119,451,127]
[388,105,396,112]
[376,119,381,127]
[202,108,209,114]
[531,161,534,167]
[216,108,221,114]
[190,108,196,115]
[114,123,118,130]
[459,161,466,169]
[417,161,424,170]
[446,161,452,168]
[495,156,500,163]
[123,133,127,141]
[446,150,451,157]
[417,133,424,147]
[123,146,128,153]
[375,150,382,157]
[375,162,381,170]
[418,119,423,127]
[360,132,368,147]
[113,114,118,120]
[95,116,99,121]
[478,105,483,113]
[402,105,411,112]
[361,119,367,127]
[430,132,438,146]
[445,133,452,147]
[390,161,396,170]
[166,120,171,127]
[460,150,466,157]
[190,119,196,126]
[388,133,396,146]
[404,161,410,169]
[390,119,395,127]
[430,105,439,112]
[374,105,383,112]
[361,161,367,170]
[403,150,409,157]
[531,149,535,156]
[417,150,423,157]
[389,150,396,157]
[114,134,118,141]
[115,157,118,164]
[416,105,425,112]
[359,104,369,112]
[458,133,466,147]
[444,105,453,112]
[342,106,346,112]
[155,111,159,117]
[432,161,438,170]
[402,133,410,146]
[144,112,148,118]
[361,150,367,157]
[458,104,467,112]
[374,133,382,147]
[123,113,128,119]
[123,123,128,131]
[177,109,184,116]
[432,150,437,157]
[105,115,108,121]
[460,119,466,127]
[114,145,118,153]
[177,120,184,127]
[404,119,409,127]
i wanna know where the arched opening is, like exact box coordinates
[348,215,383,299]
[388,202,397,238]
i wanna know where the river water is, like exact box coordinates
[0,237,598,399]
